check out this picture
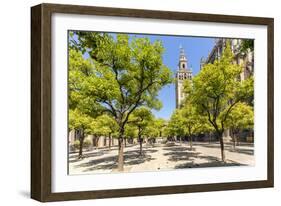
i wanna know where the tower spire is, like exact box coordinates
[179,44,184,55]
[178,45,187,70]
[179,45,187,62]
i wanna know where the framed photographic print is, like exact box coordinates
[31,3,274,202]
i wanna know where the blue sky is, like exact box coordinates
[132,34,215,120]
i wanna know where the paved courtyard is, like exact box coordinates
[68,142,254,175]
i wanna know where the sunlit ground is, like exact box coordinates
[68,141,254,175]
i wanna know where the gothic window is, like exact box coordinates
[182,63,185,69]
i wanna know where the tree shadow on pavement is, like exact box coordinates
[69,150,109,163]
[229,148,254,155]
[163,146,187,152]
[175,160,244,169]
[162,145,247,169]
[199,143,232,150]
[174,155,245,169]
[164,151,201,161]
[76,155,118,171]
[76,148,157,172]
[200,143,254,156]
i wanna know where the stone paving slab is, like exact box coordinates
[68,142,254,175]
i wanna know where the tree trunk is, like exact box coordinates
[189,135,193,150]
[118,137,124,171]
[233,135,237,150]
[208,133,212,144]
[139,136,143,156]
[151,138,155,147]
[236,131,240,146]
[95,136,99,150]
[218,133,225,162]
[92,135,98,149]
[78,130,84,159]
[108,133,112,150]
[92,136,95,147]
[78,138,84,159]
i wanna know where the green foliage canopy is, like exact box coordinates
[190,42,254,135]
[226,102,254,131]
[81,34,173,135]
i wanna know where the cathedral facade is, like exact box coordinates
[200,38,254,81]
[175,47,192,108]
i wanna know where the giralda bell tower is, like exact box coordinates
[175,46,192,108]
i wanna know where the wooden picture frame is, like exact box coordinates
[31,3,274,202]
